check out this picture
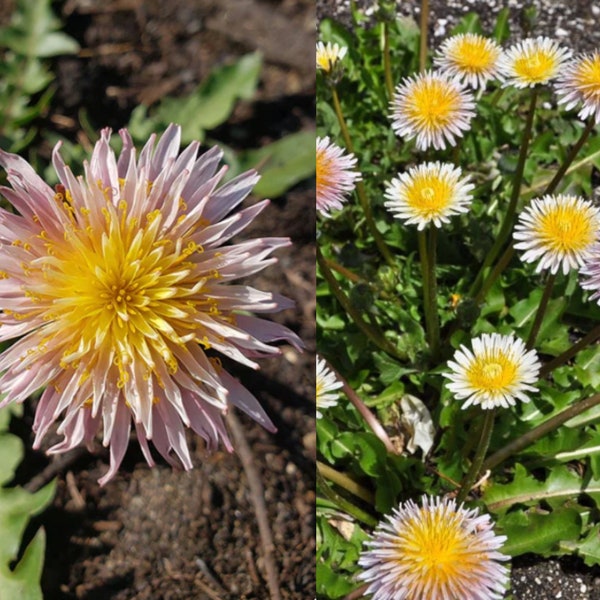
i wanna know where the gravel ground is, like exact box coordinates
[317,1,600,599]
[317,0,600,53]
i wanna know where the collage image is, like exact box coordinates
[1,0,600,598]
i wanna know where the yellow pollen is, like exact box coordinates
[399,507,477,590]
[536,204,595,252]
[467,352,517,391]
[406,173,453,217]
[451,38,495,71]
[574,55,600,96]
[29,196,216,386]
[514,49,557,83]
[408,79,460,129]
[316,148,333,191]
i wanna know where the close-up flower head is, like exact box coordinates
[357,495,510,600]
[0,124,302,485]
[445,333,541,410]
[434,33,504,89]
[498,36,572,88]
[316,136,361,218]
[513,194,600,275]
[384,161,474,230]
[389,70,477,151]
[316,41,347,73]
[556,51,600,124]
[316,355,343,418]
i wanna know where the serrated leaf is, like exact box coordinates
[0,482,55,568]
[577,524,600,566]
[500,507,581,557]
[0,528,46,600]
[484,464,600,513]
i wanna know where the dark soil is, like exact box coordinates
[10,1,315,599]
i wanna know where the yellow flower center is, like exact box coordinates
[574,54,600,97]
[466,353,517,392]
[407,79,461,130]
[23,182,218,388]
[406,172,453,218]
[316,46,344,73]
[513,49,557,83]
[316,147,333,191]
[401,507,475,589]
[536,203,595,253]
[450,37,496,72]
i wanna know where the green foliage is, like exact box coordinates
[0,405,55,600]
[0,0,79,151]
[317,6,600,596]
[43,51,313,198]
[128,52,263,143]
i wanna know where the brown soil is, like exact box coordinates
[12,1,316,599]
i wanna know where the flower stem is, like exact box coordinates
[457,409,496,504]
[483,392,600,472]
[317,461,375,504]
[426,226,440,361]
[418,229,432,343]
[419,0,429,72]
[332,86,354,153]
[317,469,378,527]
[526,272,557,349]
[544,119,596,196]
[317,246,403,360]
[383,21,395,101]
[540,322,600,378]
[470,87,538,298]
[331,87,395,267]
[474,246,515,305]
[333,366,400,455]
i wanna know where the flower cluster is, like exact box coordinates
[0,125,302,484]
[317,26,600,600]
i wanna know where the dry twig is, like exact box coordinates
[226,411,282,600]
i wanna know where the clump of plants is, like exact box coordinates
[317,3,600,598]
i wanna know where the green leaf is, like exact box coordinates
[500,507,581,557]
[0,528,46,600]
[0,0,79,57]
[330,432,386,477]
[484,464,600,513]
[238,130,315,198]
[575,346,600,390]
[492,8,511,42]
[577,524,600,566]
[138,52,263,142]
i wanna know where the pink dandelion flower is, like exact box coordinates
[389,70,476,151]
[445,333,541,410]
[579,244,600,303]
[316,136,361,218]
[434,33,504,89]
[0,124,302,485]
[513,194,600,275]
[556,51,600,123]
[498,36,571,88]
[358,495,510,600]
